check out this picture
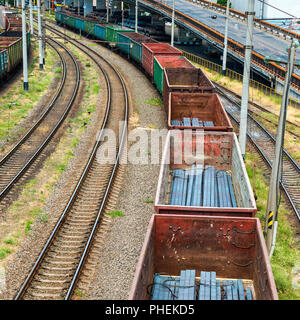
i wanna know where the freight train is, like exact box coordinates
[55,10,278,300]
[0,13,30,84]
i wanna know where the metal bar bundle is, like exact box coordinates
[191,165,203,206]
[183,117,191,127]
[170,166,236,208]
[170,169,182,205]
[204,121,214,127]
[186,165,196,206]
[227,174,237,207]
[198,271,205,300]
[177,270,196,300]
[203,166,216,207]
[237,279,245,300]
[171,120,182,126]
[152,271,252,300]
[217,171,236,207]
[171,117,215,127]
[192,117,199,127]
[152,274,179,300]
[223,280,233,300]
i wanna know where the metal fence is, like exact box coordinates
[182,50,300,109]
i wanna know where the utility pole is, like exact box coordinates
[106,0,109,23]
[265,39,299,258]
[29,0,33,35]
[42,0,46,65]
[78,0,80,16]
[22,0,28,90]
[135,0,138,33]
[37,0,43,69]
[222,0,230,75]
[171,0,175,46]
[261,0,265,19]
[121,1,124,28]
[239,0,255,160]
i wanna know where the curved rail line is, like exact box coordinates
[0,36,80,206]
[14,24,129,300]
[217,86,300,222]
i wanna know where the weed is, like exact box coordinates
[144,97,163,107]
[55,67,62,73]
[25,219,33,234]
[3,238,17,245]
[39,213,49,223]
[145,198,154,204]
[74,289,85,297]
[106,211,124,218]
[0,247,12,259]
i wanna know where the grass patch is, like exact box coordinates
[145,197,154,204]
[0,247,12,259]
[74,289,85,297]
[106,211,124,218]
[245,152,300,299]
[144,97,163,107]
[3,238,17,245]
[55,67,62,73]
[24,219,33,234]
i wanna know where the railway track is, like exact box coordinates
[217,86,300,222]
[214,82,299,138]
[14,25,129,300]
[0,36,80,209]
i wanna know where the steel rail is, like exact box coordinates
[213,82,299,136]
[217,87,300,222]
[216,86,300,172]
[14,23,129,300]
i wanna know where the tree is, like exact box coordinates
[217,0,232,8]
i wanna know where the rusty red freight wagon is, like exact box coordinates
[167,92,233,131]
[155,130,257,217]
[129,214,278,300]
[142,42,182,78]
[153,55,194,95]
[163,67,215,112]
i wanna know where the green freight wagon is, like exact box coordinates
[94,24,107,41]
[65,15,76,29]
[0,37,22,72]
[84,19,96,36]
[0,49,8,80]
[8,38,22,71]
[55,11,62,23]
[153,55,194,95]
[117,32,148,55]
[75,17,85,32]
[106,25,134,43]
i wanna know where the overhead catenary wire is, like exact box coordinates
[256,0,297,19]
